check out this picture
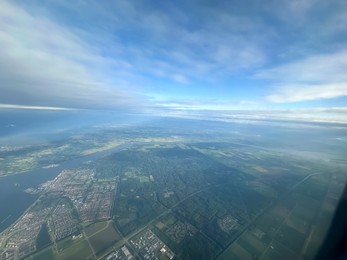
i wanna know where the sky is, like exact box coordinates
[1,0,347,117]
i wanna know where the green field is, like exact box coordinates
[218,242,252,260]
[84,221,108,237]
[8,122,345,260]
[32,247,54,260]
[88,222,121,255]
[55,239,93,260]
[179,233,222,260]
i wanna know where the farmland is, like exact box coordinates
[0,119,345,259]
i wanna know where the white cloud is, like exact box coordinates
[0,1,272,111]
[2,0,346,112]
[266,83,347,103]
[0,1,141,109]
[257,49,347,103]
[150,98,262,112]
[256,49,347,83]
[155,107,347,125]
[0,104,76,111]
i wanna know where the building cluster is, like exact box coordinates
[0,208,52,260]
[130,230,174,260]
[217,215,239,233]
[41,169,116,223]
[104,245,133,260]
[0,168,117,260]
[74,180,116,222]
[47,203,78,241]
[165,221,196,244]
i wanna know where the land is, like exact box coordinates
[0,119,346,259]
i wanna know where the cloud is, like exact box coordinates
[149,98,262,112]
[0,104,76,111]
[257,49,347,103]
[37,1,269,80]
[256,49,347,83]
[266,83,347,103]
[0,1,142,110]
[155,107,347,125]
[1,0,347,112]
[0,1,273,111]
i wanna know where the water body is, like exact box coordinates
[36,223,51,250]
[0,143,132,233]
[0,109,153,145]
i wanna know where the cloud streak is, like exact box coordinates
[0,1,270,110]
[257,49,347,103]
[256,49,347,83]
[266,83,347,103]
[1,0,347,112]
[0,104,76,111]
[153,107,347,125]
[0,1,142,110]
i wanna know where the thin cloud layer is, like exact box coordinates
[0,0,347,113]
[0,1,141,110]
[0,104,76,111]
[258,49,347,103]
[257,49,347,83]
[267,83,347,103]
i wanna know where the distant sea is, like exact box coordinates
[0,109,149,145]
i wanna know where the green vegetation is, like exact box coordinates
[84,221,108,237]
[88,222,121,256]
[56,237,77,252]
[179,233,221,260]
[32,247,54,260]
[4,122,345,260]
[237,232,266,258]
[55,239,93,260]
[107,143,341,259]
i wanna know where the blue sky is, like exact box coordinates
[0,0,347,114]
